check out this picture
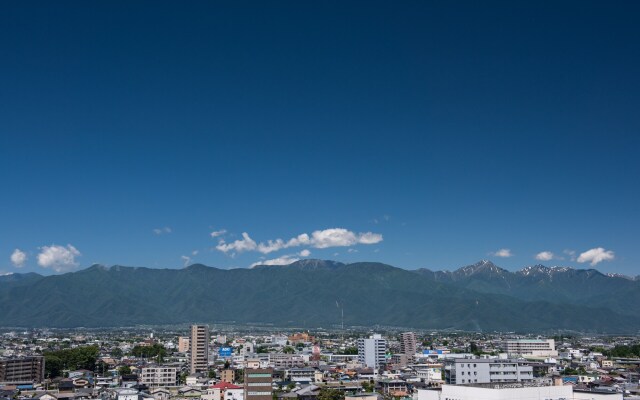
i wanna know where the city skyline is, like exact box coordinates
[1,1,639,275]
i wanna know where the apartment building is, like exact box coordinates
[140,366,178,387]
[190,325,210,374]
[0,356,45,384]
[400,332,417,360]
[504,339,558,357]
[244,368,272,400]
[444,358,533,385]
[178,336,190,353]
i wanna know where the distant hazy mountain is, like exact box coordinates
[0,260,638,332]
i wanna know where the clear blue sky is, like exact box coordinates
[1,1,639,275]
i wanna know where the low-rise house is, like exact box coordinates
[202,382,243,400]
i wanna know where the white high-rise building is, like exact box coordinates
[357,334,387,370]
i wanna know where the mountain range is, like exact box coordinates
[0,260,638,333]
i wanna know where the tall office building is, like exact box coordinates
[357,334,387,370]
[244,368,272,400]
[190,325,210,374]
[400,332,417,360]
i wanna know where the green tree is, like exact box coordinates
[318,388,345,400]
[111,348,123,358]
[339,347,358,355]
[44,345,100,378]
[361,380,375,392]
[118,365,132,375]
[131,344,167,362]
[283,346,295,354]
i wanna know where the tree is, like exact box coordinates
[339,347,358,355]
[361,380,375,393]
[44,345,100,378]
[111,348,123,358]
[131,344,167,362]
[318,388,344,400]
[283,346,295,354]
[118,365,132,375]
[209,369,217,379]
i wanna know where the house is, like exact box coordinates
[149,388,170,400]
[178,386,204,397]
[202,382,243,400]
[33,392,58,400]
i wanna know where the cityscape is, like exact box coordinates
[1,325,640,400]
[2,2,639,400]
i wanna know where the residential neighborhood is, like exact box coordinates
[1,326,639,400]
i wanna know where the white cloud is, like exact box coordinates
[153,227,172,235]
[37,244,81,273]
[216,232,257,253]
[192,250,199,256]
[577,247,615,266]
[309,228,357,248]
[181,255,191,267]
[215,228,383,255]
[492,248,513,258]
[347,248,358,253]
[535,251,554,262]
[10,249,27,268]
[250,255,299,268]
[210,229,227,238]
[299,249,311,257]
[357,232,384,245]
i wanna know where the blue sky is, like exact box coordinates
[1,1,639,275]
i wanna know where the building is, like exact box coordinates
[243,368,272,400]
[178,337,191,353]
[378,380,409,396]
[400,332,417,360]
[268,354,305,369]
[286,368,316,383]
[504,339,558,358]
[220,369,234,384]
[190,325,210,374]
[416,366,444,385]
[444,358,533,385]
[417,383,622,400]
[288,333,314,345]
[357,334,387,370]
[139,366,178,387]
[0,356,45,384]
[203,382,244,400]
